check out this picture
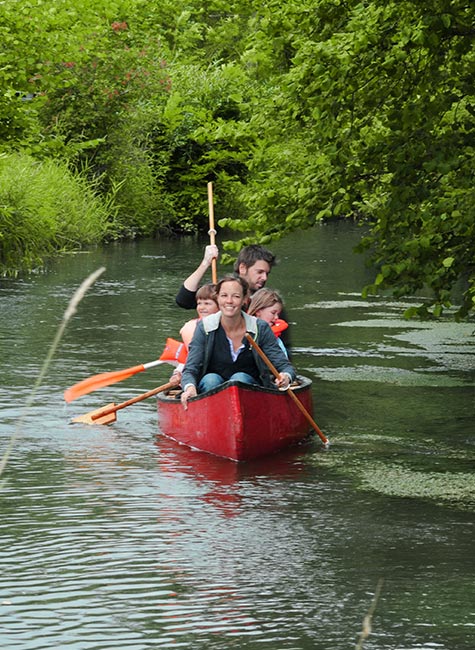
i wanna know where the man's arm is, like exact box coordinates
[183,244,218,291]
[175,284,198,309]
[175,244,218,309]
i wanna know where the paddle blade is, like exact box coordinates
[71,403,117,425]
[70,381,174,426]
[64,364,145,403]
[64,340,185,403]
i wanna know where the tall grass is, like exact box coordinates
[0,152,116,275]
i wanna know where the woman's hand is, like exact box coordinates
[181,385,197,410]
[169,369,182,387]
[275,372,291,390]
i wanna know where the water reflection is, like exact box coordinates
[1,223,474,649]
[154,436,313,519]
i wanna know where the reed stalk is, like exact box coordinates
[0,267,106,484]
[355,578,384,650]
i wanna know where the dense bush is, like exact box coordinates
[0,153,116,274]
[93,61,254,235]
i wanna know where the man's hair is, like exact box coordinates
[196,283,217,303]
[247,288,283,316]
[233,244,276,273]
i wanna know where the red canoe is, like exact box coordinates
[156,376,314,461]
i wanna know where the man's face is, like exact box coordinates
[238,260,271,292]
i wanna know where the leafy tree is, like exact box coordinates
[219,0,475,317]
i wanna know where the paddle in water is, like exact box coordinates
[71,382,175,425]
[245,333,329,446]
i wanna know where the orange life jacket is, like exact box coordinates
[271,319,288,337]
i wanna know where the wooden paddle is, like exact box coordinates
[207,181,217,284]
[245,334,329,446]
[71,382,174,425]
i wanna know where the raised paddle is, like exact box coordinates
[64,338,187,403]
[71,382,175,425]
[245,334,329,446]
[207,181,218,284]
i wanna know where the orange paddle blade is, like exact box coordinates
[64,364,145,403]
[64,340,186,403]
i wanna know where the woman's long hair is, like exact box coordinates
[248,288,283,316]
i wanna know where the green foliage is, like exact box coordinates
[106,61,254,233]
[0,152,114,273]
[0,0,255,236]
[220,0,475,317]
[39,14,171,142]
[0,0,474,316]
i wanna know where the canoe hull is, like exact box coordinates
[156,376,314,461]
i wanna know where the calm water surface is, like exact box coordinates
[1,222,474,649]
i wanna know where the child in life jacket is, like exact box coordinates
[169,283,218,386]
[247,288,289,358]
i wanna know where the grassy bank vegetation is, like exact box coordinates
[0,152,116,272]
[0,0,474,316]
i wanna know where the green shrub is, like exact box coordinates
[0,152,115,274]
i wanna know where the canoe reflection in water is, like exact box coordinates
[154,434,312,519]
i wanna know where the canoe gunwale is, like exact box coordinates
[156,374,312,404]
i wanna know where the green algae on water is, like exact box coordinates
[308,435,475,511]
[358,462,475,508]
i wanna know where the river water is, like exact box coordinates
[0,222,474,650]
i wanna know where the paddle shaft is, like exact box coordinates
[91,382,174,421]
[245,334,329,445]
[207,182,217,284]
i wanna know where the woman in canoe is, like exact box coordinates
[180,276,296,409]
[175,243,292,355]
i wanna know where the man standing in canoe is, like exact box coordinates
[175,243,276,309]
[180,276,295,410]
[175,243,291,353]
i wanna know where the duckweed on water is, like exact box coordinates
[309,436,475,511]
[358,462,475,508]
